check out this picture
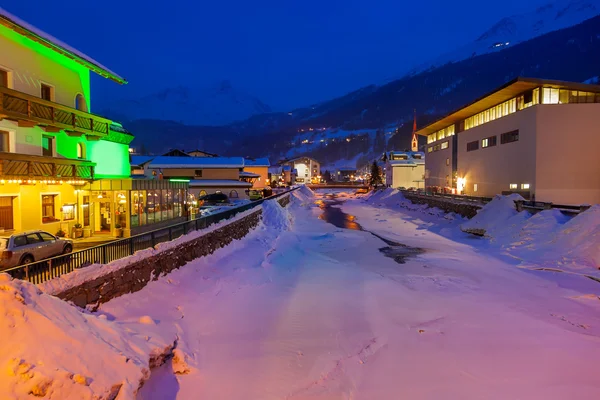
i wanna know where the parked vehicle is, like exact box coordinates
[247,189,263,201]
[198,193,229,206]
[0,231,73,270]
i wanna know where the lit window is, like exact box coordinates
[482,138,488,148]
[521,183,530,190]
[542,87,559,104]
[62,204,75,220]
[42,195,57,223]
[427,147,433,153]
[77,143,85,159]
[474,184,478,192]
[446,158,450,166]
[509,184,518,190]
[441,141,449,150]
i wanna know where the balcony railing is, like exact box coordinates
[0,152,95,180]
[0,86,110,137]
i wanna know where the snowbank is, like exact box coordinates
[0,274,174,399]
[291,185,315,204]
[261,199,293,231]
[41,206,263,296]
[460,194,524,236]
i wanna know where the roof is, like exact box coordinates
[0,8,126,84]
[268,166,283,174]
[287,156,319,164]
[416,77,600,137]
[244,157,270,167]
[188,149,219,157]
[130,156,155,167]
[239,171,261,178]
[189,179,252,188]
[148,156,245,169]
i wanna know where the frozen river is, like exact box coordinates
[100,188,600,400]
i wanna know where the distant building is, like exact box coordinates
[417,77,600,204]
[384,151,425,189]
[336,167,357,182]
[282,157,320,184]
[243,158,270,189]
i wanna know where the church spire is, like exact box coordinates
[411,109,418,152]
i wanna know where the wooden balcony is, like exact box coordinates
[0,152,95,180]
[0,86,110,138]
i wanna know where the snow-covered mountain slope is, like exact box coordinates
[106,80,272,126]
[410,0,600,75]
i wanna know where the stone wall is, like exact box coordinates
[55,194,292,308]
[402,193,481,219]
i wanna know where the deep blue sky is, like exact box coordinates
[4,0,547,111]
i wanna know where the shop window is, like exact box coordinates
[42,195,57,223]
[62,204,75,220]
[0,131,9,152]
[229,190,239,199]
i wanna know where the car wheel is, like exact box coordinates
[20,255,34,265]
[63,244,73,254]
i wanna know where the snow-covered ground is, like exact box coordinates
[87,187,600,399]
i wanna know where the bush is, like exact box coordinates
[56,229,66,238]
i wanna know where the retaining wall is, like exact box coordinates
[55,195,292,308]
[402,193,481,219]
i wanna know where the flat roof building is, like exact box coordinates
[417,77,600,205]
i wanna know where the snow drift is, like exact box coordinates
[460,194,525,236]
[261,199,293,231]
[0,274,174,399]
[291,185,315,204]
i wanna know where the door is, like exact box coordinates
[0,196,14,230]
[24,233,47,260]
[38,232,61,258]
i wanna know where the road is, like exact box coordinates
[100,190,600,400]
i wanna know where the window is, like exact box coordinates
[427,134,436,144]
[229,190,239,198]
[39,232,56,242]
[427,147,433,153]
[481,136,497,148]
[77,143,85,159]
[510,184,518,190]
[42,195,56,222]
[0,69,7,87]
[542,87,559,104]
[521,183,530,190]
[62,204,75,220]
[26,233,43,244]
[40,83,54,101]
[194,169,203,178]
[42,135,54,157]
[75,93,87,112]
[13,235,27,247]
[441,141,449,150]
[0,130,9,152]
[446,158,450,166]
[83,195,90,226]
[501,130,519,144]
[474,184,478,192]
[466,141,479,152]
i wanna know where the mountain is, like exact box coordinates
[128,2,600,169]
[104,80,272,126]
[409,0,600,75]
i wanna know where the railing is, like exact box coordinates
[3,188,297,285]
[0,86,110,137]
[401,189,493,205]
[0,152,95,180]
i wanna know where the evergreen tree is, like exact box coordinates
[382,152,388,162]
[369,161,383,187]
[323,170,332,183]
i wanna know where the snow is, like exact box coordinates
[244,157,270,167]
[148,156,245,169]
[460,193,525,236]
[260,199,293,231]
[39,206,264,296]
[0,7,124,82]
[408,0,600,76]
[0,274,174,399]
[87,188,600,399]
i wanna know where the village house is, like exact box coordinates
[281,157,320,184]
[384,151,425,189]
[417,77,600,204]
[243,158,270,189]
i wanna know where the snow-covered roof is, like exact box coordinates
[244,158,270,167]
[189,179,252,188]
[130,156,155,167]
[268,166,283,174]
[0,8,126,84]
[288,156,319,164]
[148,156,245,169]
[239,171,261,178]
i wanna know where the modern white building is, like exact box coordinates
[384,151,425,189]
[283,157,320,184]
